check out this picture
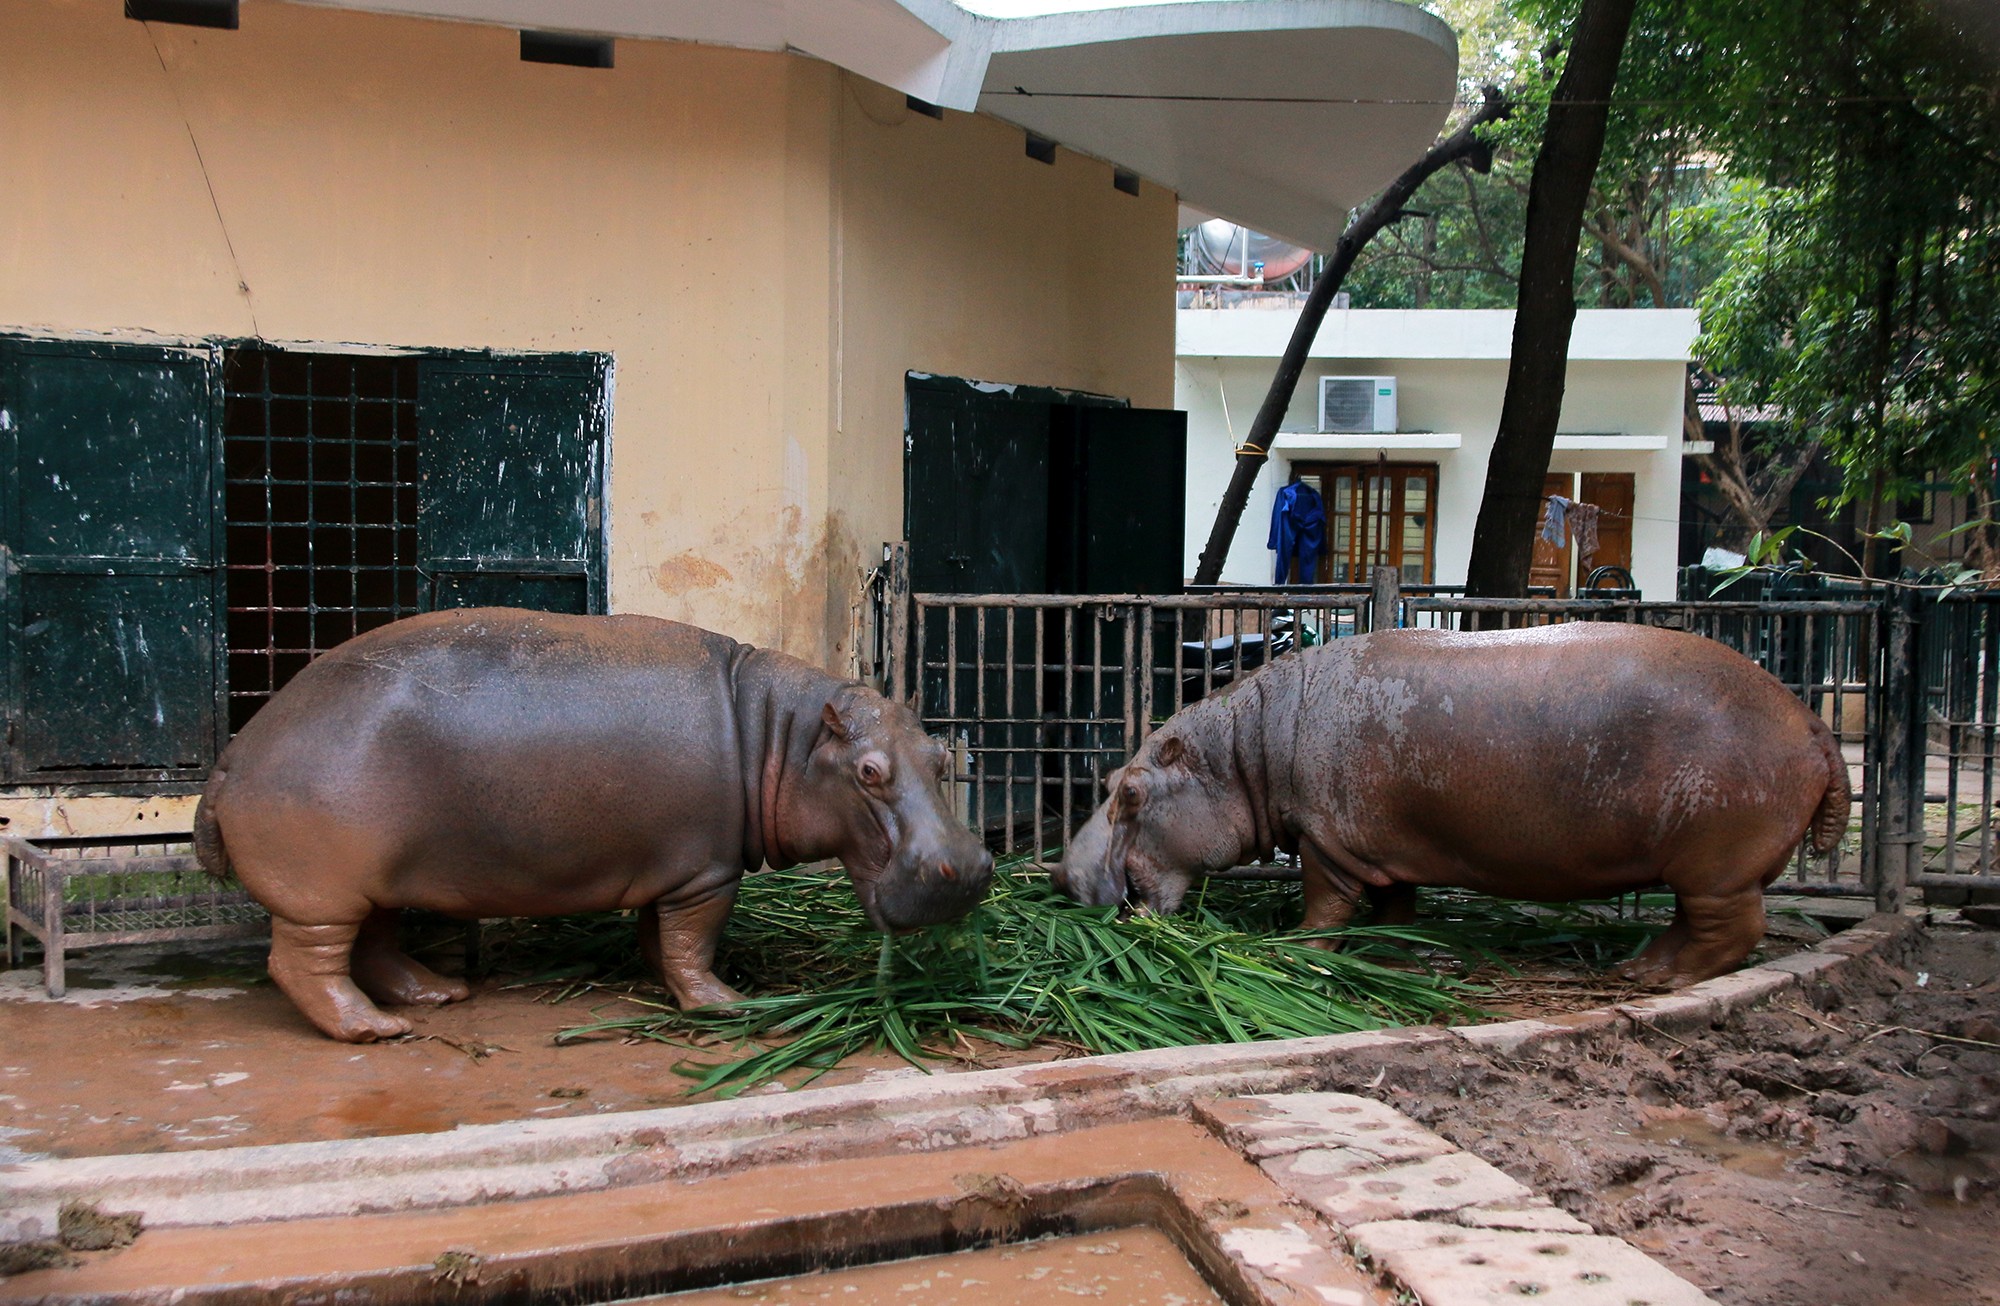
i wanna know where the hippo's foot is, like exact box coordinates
[1613,888,1763,989]
[1613,955,1677,987]
[668,971,747,1010]
[269,919,416,1042]
[351,909,471,1007]
[273,968,415,1042]
[353,952,472,1007]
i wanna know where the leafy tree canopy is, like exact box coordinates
[1356,0,2000,565]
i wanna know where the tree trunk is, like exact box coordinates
[1462,0,1638,600]
[1190,89,1511,587]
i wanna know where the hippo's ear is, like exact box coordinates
[1154,736,1187,769]
[820,702,851,741]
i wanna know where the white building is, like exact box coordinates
[1178,308,1699,597]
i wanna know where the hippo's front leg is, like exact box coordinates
[641,869,747,1009]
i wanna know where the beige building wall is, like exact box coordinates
[0,0,1174,834]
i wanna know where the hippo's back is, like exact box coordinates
[203,609,761,916]
[1272,622,1838,895]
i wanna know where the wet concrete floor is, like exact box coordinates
[2,1119,1351,1304]
[0,942,1061,1161]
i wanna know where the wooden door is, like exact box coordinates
[1291,462,1436,584]
[1579,473,1635,582]
[1529,473,1572,596]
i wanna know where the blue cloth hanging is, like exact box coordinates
[1268,480,1326,584]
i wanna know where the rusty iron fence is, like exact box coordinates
[1909,589,2000,893]
[855,547,1946,908]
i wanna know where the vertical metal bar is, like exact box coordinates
[1122,603,1139,764]
[1003,604,1017,861]
[913,602,928,722]
[1201,602,1215,700]
[886,543,910,705]
[973,605,987,843]
[1876,591,1917,913]
[347,359,361,648]
[1062,607,1076,854]
[1946,721,1961,878]
[1858,610,1880,892]
[1976,600,1992,876]
[1138,603,1156,746]
[1092,609,1106,826]
[945,603,959,727]
[1034,605,1049,860]
[1370,566,1400,633]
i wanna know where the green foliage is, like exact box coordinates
[509,864,1668,1097]
[1386,0,2000,530]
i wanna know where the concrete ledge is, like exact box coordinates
[0,913,1920,1244]
[1350,1218,1715,1305]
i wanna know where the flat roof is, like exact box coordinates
[1177,307,1701,362]
[286,0,1458,249]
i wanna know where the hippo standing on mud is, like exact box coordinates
[195,609,993,1042]
[1055,624,1850,987]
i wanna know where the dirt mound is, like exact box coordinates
[1380,924,2000,1305]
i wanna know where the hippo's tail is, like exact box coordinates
[1807,716,1852,857]
[192,768,232,882]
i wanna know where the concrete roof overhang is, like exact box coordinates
[284,0,1459,250]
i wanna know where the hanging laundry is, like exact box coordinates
[1540,495,1572,548]
[1268,479,1326,584]
[1571,500,1603,568]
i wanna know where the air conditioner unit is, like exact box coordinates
[1318,375,1398,433]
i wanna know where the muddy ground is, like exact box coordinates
[1387,920,2000,1306]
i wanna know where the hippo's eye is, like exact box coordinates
[857,755,890,786]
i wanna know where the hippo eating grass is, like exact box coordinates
[195,609,992,1042]
[1055,624,1850,987]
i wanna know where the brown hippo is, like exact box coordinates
[1054,624,1850,987]
[194,608,992,1042]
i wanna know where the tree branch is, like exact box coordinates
[1191,87,1513,586]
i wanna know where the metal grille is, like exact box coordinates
[222,349,422,732]
[1402,596,1879,893]
[858,573,1375,865]
[1914,591,2000,887]
[863,560,1879,895]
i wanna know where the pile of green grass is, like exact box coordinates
[482,863,1667,1097]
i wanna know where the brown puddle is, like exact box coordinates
[1631,1115,1797,1180]
[644,1226,1224,1305]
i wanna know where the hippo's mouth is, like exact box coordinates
[850,879,904,934]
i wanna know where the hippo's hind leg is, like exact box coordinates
[350,909,472,1007]
[267,917,414,1042]
[1616,898,1691,985]
[1626,839,1787,987]
[645,869,746,1009]
[1653,887,1767,987]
